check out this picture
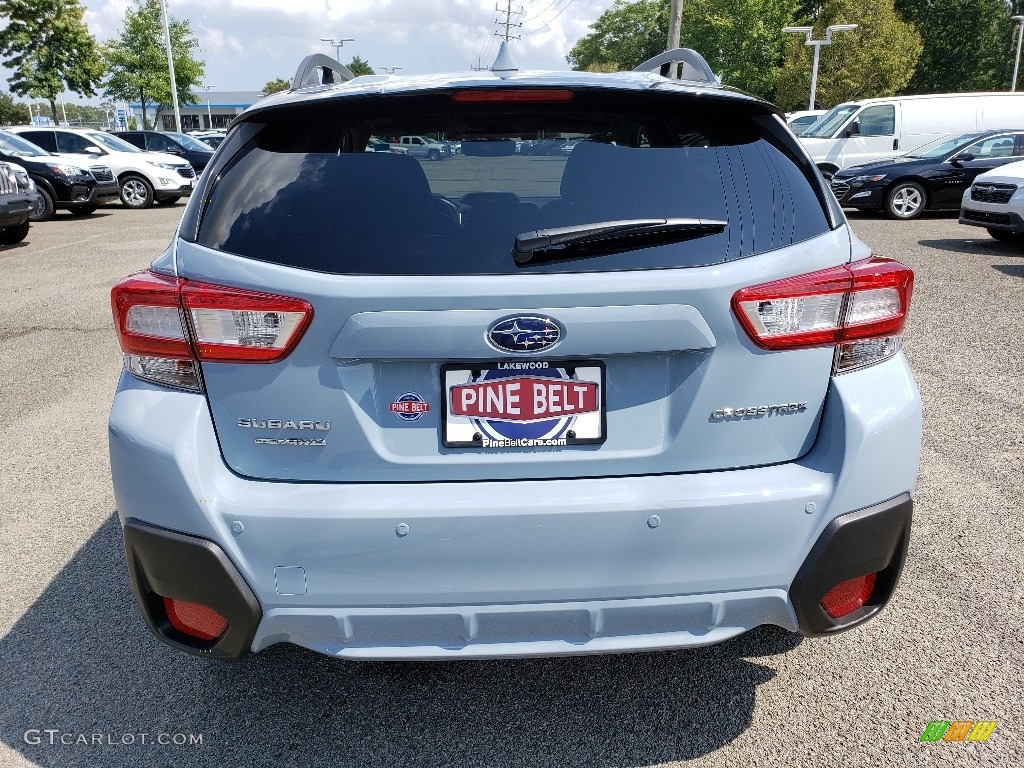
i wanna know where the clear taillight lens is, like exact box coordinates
[732,257,914,373]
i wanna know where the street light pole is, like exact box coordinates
[202,84,216,129]
[379,67,403,75]
[158,0,180,132]
[1012,16,1024,92]
[319,36,354,61]
[782,24,859,111]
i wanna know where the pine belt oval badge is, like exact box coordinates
[389,392,430,422]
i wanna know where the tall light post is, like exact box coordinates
[158,0,180,132]
[201,84,216,129]
[320,36,354,61]
[1012,16,1024,92]
[783,24,858,111]
[379,66,403,75]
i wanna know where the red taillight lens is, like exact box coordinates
[111,271,191,359]
[111,271,313,377]
[162,596,228,641]
[451,88,574,103]
[732,257,914,351]
[820,572,877,619]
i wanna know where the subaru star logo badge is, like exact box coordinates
[487,315,562,354]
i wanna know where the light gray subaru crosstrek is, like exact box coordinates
[109,49,920,660]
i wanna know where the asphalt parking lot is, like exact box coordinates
[0,204,1021,767]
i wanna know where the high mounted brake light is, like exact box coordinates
[451,89,574,103]
[732,257,914,373]
[110,271,313,390]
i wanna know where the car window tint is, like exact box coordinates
[197,91,830,275]
[147,134,174,152]
[20,131,56,152]
[967,135,1017,159]
[55,132,96,154]
[856,105,895,137]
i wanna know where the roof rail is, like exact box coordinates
[633,48,720,85]
[291,53,355,90]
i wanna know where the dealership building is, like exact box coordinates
[127,91,263,131]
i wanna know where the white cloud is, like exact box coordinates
[5,0,615,102]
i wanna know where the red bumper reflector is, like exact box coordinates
[163,597,228,641]
[820,573,877,619]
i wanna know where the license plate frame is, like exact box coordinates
[441,360,606,449]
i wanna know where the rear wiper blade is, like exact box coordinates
[513,218,727,267]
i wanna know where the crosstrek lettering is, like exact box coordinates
[450,377,598,422]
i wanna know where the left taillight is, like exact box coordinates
[732,256,914,374]
[111,270,313,391]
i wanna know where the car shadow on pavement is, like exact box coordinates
[918,238,1024,256]
[1,516,801,768]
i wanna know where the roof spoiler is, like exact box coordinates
[291,53,355,90]
[633,48,720,85]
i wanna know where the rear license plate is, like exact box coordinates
[442,361,605,449]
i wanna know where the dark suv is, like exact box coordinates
[0,130,119,220]
[0,161,35,244]
[113,131,215,173]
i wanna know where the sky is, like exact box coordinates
[37,0,616,101]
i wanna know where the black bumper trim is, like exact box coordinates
[122,518,261,659]
[790,493,912,637]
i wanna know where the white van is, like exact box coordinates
[799,92,1024,173]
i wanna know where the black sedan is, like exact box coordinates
[829,130,1024,219]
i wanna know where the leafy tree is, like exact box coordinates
[567,0,798,100]
[0,91,30,125]
[347,56,374,76]
[0,0,105,120]
[567,0,669,72]
[776,0,922,110]
[895,0,1017,93]
[679,0,798,99]
[103,0,204,131]
[261,77,291,97]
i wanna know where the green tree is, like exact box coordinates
[679,0,798,99]
[567,0,798,100]
[0,91,30,125]
[776,0,922,110]
[347,56,374,76]
[102,0,204,130]
[261,77,291,97]
[0,0,105,120]
[895,0,1017,93]
[567,0,669,71]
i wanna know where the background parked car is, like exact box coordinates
[785,110,827,134]
[0,130,119,221]
[365,137,408,154]
[114,131,215,174]
[0,161,35,245]
[190,130,227,149]
[959,158,1024,243]
[9,126,197,210]
[829,129,1024,219]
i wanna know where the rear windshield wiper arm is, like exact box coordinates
[513,218,727,267]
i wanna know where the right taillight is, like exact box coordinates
[732,256,914,373]
[110,270,313,391]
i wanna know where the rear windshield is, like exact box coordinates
[197,90,830,275]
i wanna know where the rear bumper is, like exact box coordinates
[110,354,922,659]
